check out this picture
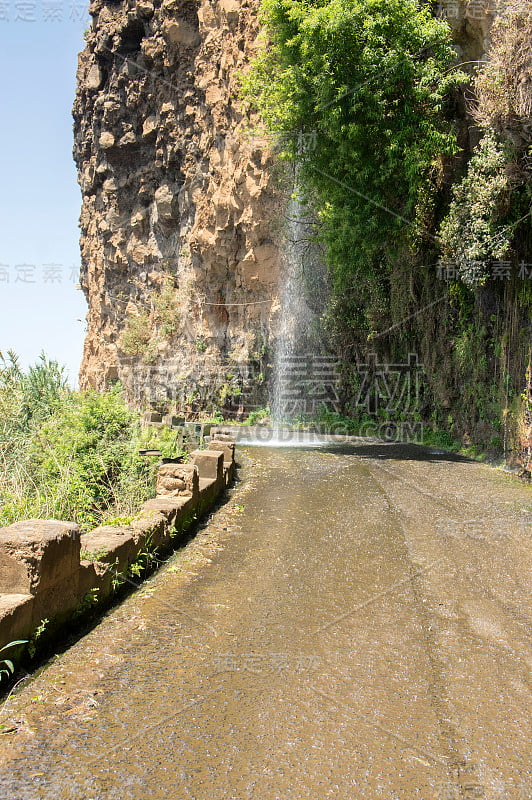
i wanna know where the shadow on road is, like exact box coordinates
[323,442,473,463]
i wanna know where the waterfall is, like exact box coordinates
[271,184,330,427]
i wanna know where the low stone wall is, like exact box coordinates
[0,439,236,672]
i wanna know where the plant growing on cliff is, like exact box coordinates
[119,310,152,358]
[473,2,532,154]
[152,280,179,338]
[438,131,514,286]
[119,282,179,361]
[242,0,465,328]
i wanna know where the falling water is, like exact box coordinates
[271,185,329,430]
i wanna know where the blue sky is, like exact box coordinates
[0,9,90,384]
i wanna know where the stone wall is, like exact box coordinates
[0,439,236,676]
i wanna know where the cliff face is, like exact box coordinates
[439,0,497,58]
[74,0,283,413]
[75,0,530,468]
[74,0,503,416]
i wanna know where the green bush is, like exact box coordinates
[421,428,460,452]
[243,0,466,323]
[0,356,183,531]
[0,350,66,436]
[119,281,179,361]
[0,351,68,505]
[119,311,153,358]
[153,280,179,338]
[28,386,147,529]
[439,131,513,285]
[244,406,271,426]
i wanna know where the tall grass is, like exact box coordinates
[0,352,169,531]
[0,350,66,513]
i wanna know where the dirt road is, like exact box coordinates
[0,443,531,800]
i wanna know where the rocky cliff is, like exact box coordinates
[74,0,530,468]
[74,0,285,414]
[74,0,504,415]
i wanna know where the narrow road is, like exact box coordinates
[1,443,531,800]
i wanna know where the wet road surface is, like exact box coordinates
[0,442,531,800]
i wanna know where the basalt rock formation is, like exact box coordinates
[74,0,531,470]
[74,0,506,419]
[74,0,285,414]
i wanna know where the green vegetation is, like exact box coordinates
[80,545,110,561]
[27,619,49,659]
[244,0,466,339]
[139,424,187,459]
[120,309,153,359]
[243,0,532,459]
[72,589,100,620]
[244,406,271,426]
[0,640,27,682]
[120,279,179,362]
[473,3,532,153]
[439,132,514,286]
[152,280,180,338]
[126,533,161,579]
[0,351,183,531]
[106,534,162,592]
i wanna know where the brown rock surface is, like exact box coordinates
[190,448,224,482]
[0,594,34,650]
[156,463,199,498]
[208,438,235,464]
[0,520,80,596]
[142,495,195,525]
[73,0,284,411]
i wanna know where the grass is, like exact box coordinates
[0,351,184,531]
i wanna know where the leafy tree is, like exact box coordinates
[243,0,466,337]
